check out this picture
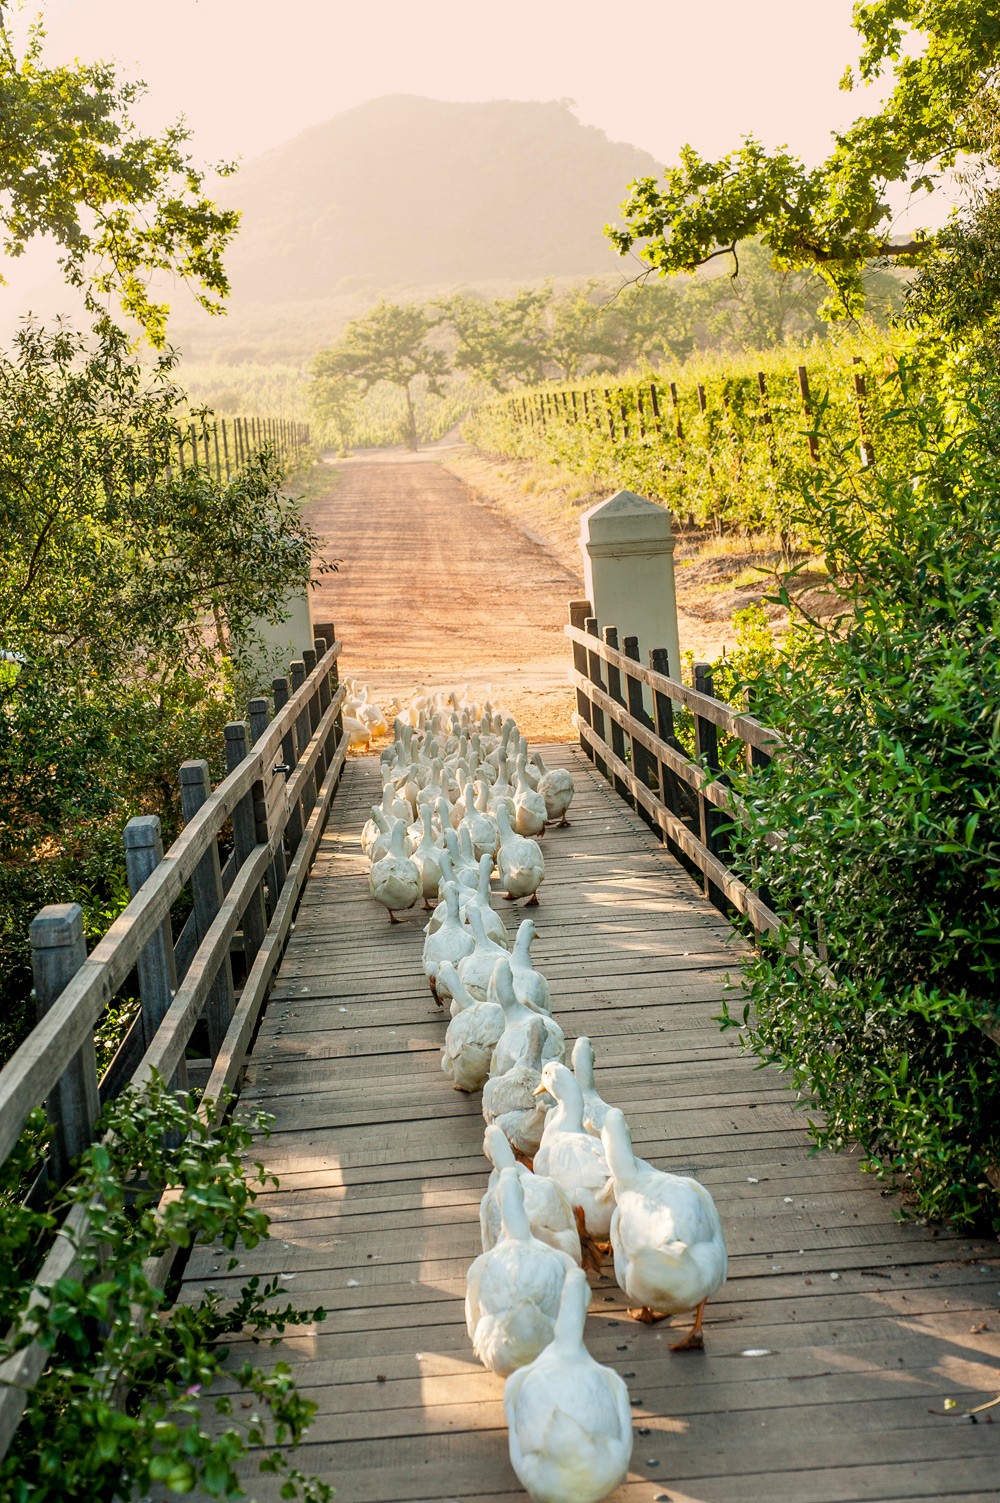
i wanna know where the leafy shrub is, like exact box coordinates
[0,1076,329,1501]
[719,364,1000,1229]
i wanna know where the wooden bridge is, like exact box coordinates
[2,618,998,1502]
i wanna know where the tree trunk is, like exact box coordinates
[402,384,418,451]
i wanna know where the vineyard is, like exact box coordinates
[466,337,899,540]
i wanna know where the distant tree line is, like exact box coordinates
[310,247,904,451]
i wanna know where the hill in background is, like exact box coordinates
[167,95,661,361]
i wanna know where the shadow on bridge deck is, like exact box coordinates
[181,748,1000,1503]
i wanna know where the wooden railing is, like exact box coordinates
[568,599,1000,1050]
[175,415,310,481]
[0,628,347,1456]
[566,598,787,935]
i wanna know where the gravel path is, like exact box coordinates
[305,449,583,740]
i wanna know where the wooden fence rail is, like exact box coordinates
[567,599,1000,1053]
[566,600,785,934]
[0,626,346,1458]
[174,415,311,482]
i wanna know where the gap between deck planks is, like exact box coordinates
[181,747,1000,1503]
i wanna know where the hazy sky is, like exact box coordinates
[4,0,942,298]
[23,0,871,165]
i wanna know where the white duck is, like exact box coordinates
[360,804,392,865]
[533,1063,614,1242]
[368,817,420,923]
[427,854,506,947]
[482,1017,552,1160]
[410,806,444,907]
[421,882,474,1003]
[457,907,512,1002]
[460,854,508,947]
[459,780,500,862]
[480,1125,581,1264]
[465,1167,576,1377]
[513,753,548,838]
[531,752,575,827]
[509,919,553,1015]
[496,803,544,906]
[489,959,565,1077]
[572,1036,613,1137]
[442,978,505,1093]
[504,1265,632,1503]
[601,1107,728,1347]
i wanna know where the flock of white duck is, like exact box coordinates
[359,687,729,1503]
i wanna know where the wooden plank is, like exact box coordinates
[177,750,999,1503]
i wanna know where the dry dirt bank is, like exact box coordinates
[440,447,839,661]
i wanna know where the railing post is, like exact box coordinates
[290,660,317,817]
[650,647,684,828]
[178,760,236,1057]
[314,636,337,765]
[568,600,593,760]
[31,904,99,1183]
[224,722,269,967]
[123,816,187,1091]
[693,663,727,911]
[249,695,287,915]
[274,676,304,857]
[623,635,656,795]
[584,616,609,781]
[603,626,632,807]
[302,645,327,783]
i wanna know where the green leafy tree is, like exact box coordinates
[0,5,239,344]
[606,2,1000,316]
[440,288,548,389]
[0,319,316,1062]
[312,301,450,450]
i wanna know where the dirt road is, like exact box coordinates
[305,450,583,741]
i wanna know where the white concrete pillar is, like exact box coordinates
[580,489,681,678]
[243,579,315,688]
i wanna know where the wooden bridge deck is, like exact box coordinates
[182,748,999,1503]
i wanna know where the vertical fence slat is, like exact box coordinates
[568,600,594,760]
[289,660,317,820]
[272,675,303,859]
[249,695,288,917]
[123,816,187,1092]
[178,761,236,1057]
[31,904,98,1184]
[622,635,656,795]
[584,617,609,781]
[602,626,631,806]
[223,723,269,968]
[693,663,727,910]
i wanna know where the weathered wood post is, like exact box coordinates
[31,904,99,1183]
[584,616,608,781]
[179,760,236,1056]
[273,675,304,857]
[623,635,656,794]
[249,694,288,915]
[693,663,727,911]
[568,600,594,759]
[224,723,269,968]
[579,490,682,708]
[123,816,187,1090]
[650,647,684,828]
[289,660,317,817]
[602,626,631,806]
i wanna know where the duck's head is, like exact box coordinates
[488,956,517,1010]
[534,1060,578,1106]
[600,1107,639,1185]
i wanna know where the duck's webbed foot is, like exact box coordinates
[669,1298,707,1351]
[574,1207,603,1274]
